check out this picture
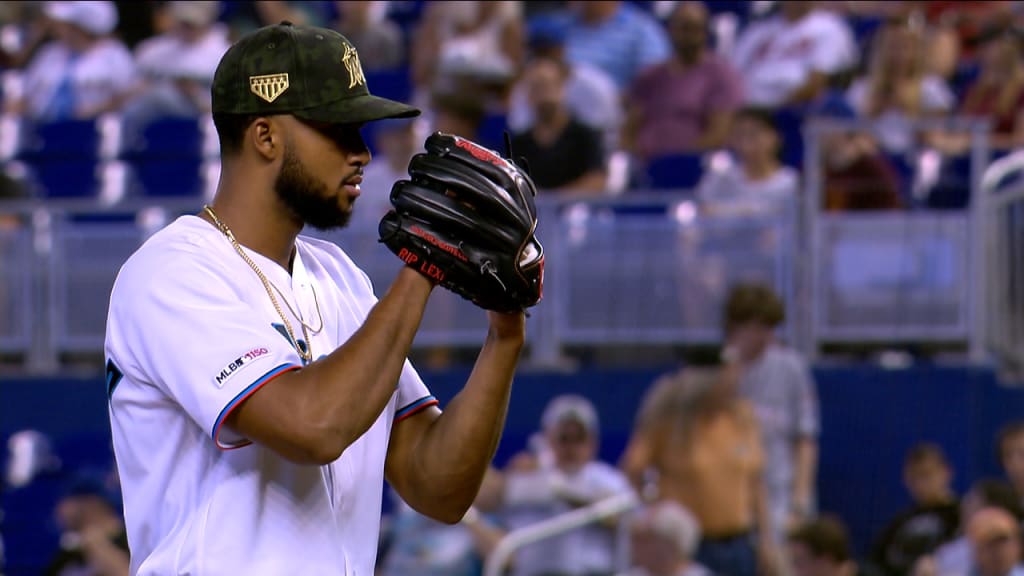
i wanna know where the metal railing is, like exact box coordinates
[1,116,1017,374]
[0,195,798,372]
[482,490,640,576]
[799,117,993,362]
[982,154,1024,377]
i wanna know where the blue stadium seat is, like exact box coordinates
[21,160,102,198]
[364,67,413,105]
[644,153,704,190]
[14,119,101,161]
[477,113,510,154]
[119,117,206,197]
[11,119,106,198]
[774,107,806,170]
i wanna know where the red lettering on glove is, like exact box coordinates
[398,247,419,266]
[409,225,469,262]
[419,261,445,283]
[454,138,508,170]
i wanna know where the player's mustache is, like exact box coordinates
[341,170,364,187]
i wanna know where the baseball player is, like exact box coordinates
[105,22,543,576]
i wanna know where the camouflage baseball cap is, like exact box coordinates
[211,21,419,124]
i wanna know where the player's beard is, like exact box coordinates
[275,145,352,231]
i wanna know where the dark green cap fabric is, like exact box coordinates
[211,21,419,124]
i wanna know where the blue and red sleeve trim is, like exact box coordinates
[213,362,301,450]
[395,395,439,423]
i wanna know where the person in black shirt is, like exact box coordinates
[510,56,606,194]
[868,443,961,576]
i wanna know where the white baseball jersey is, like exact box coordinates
[105,215,437,576]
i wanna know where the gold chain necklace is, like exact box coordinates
[202,205,320,365]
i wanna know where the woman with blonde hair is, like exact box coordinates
[621,366,779,575]
[845,21,954,155]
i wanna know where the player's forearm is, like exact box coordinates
[409,314,524,521]
[301,268,433,454]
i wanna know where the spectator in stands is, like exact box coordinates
[696,108,799,218]
[361,118,420,220]
[722,283,818,555]
[999,422,1024,508]
[4,1,136,121]
[624,1,743,169]
[845,22,954,155]
[629,500,713,576]
[622,366,780,576]
[429,91,486,142]
[930,25,1024,154]
[44,473,129,576]
[121,1,229,128]
[731,0,857,108]
[411,2,523,105]
[481,395,632,576]
[787,515,860,576]
[869,443,961,576]
[815,95,906,211]
[332,0,405,71]
[0,2,50,70]
[914,478,1024,576]
[222,1,331,39]
[510,56,606,194]
[563,0,671,92]
[506,16,621,152]
[920,1,1020,77]
[967,507,1024,576]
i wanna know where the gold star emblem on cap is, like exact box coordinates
[341,44,366,89]
[250,73,290,103]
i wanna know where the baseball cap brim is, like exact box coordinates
[292,93,420,125]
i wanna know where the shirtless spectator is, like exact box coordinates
[622,366,780,576]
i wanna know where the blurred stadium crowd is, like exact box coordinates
[0,0,1021,206]
[0,1,1023,576]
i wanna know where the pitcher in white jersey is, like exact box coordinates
[104,21,527,576]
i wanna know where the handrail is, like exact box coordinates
[980,148,1024,196]
[482,490,640,576]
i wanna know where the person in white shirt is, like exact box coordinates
[122,1,231,125]
[845,22,954,155]
[697,108,799,219]
[731,0,857,108]
[105,23,528,576]
[5,0,136,121]
[469,395,633,576]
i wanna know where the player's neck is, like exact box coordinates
[203,192,301,274]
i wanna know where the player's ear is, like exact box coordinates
[249,117,281,162]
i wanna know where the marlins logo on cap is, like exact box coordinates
[342,44,365,89]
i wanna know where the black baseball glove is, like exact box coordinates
[378,132,544,312]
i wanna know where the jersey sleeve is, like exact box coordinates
[393,360,437,423]
[108,255,304,449]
